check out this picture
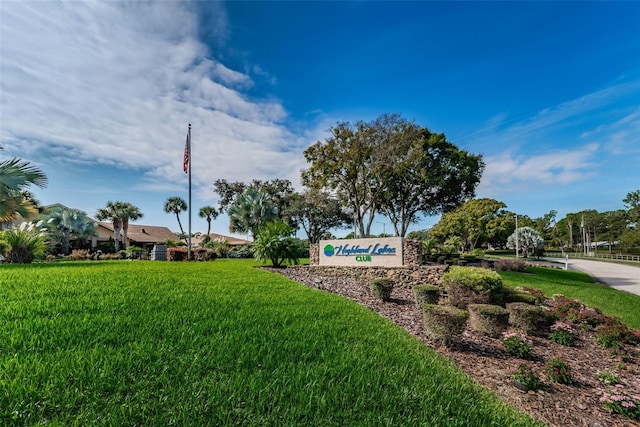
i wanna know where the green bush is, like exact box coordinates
[422,304,468,347]
[501,332,534,359]
[512,364,540,391]
[370,278,394,302]
[442,266,504,309]
[228,244,255,259]
[504,289,539,305]
[595,318,637,349]
[253,220,301,267]
[548,322,575,346]
[507,302,545,335]
[0,222,47,263]
[412,285,440,305]
[468,304,510,338]
[544,359,572,384]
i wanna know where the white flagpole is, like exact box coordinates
[188,123,192,261]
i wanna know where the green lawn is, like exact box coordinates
[499,267,640,330]
[0,260,541,427]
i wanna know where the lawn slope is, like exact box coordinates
[0,260,541,426]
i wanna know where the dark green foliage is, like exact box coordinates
[512,364,540,391]
[544,359,572,384]
[504,289,539,305]
[468,304,510,338]
[501,333,534,359]
[370,278,394,301]
[507,303,544,335]
[413,284,440,305]
[253,220,300,267]
[228,245,255,259]
[595,318,638,349]
[422,304,469,346]
[443,266,504,309]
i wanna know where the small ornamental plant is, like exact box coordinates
[597,370,621,386]
[370,278,394,302]
[599,384,640,420]
[511,364,540,391]
[548,321,575,347]
[595,318,637,349]
[502,332,533,359]
[544,359,572,384]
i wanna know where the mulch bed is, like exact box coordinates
[264,266,640,427]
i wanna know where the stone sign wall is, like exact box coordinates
[310,238,422,267]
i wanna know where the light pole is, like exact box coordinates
[514,214,519,260]
[377,222,386,236]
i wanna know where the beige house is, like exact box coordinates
[190,232,252,247]
[93,222,179,250]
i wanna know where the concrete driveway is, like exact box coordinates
[548,257,640,296]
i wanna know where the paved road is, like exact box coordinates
[547,258,640,296]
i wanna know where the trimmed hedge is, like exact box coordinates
[468,304,510,338]
[442,266,505,309]
[413,284,440,305]
[422,304,469,347]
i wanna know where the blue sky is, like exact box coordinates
[1,1,639,238]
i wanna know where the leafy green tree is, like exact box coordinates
[601,210,628,252]
[119,203,143,250]
[164,196,188,237]
[283,189,351,243]
[373,115,484,236]
[303,120,379,238]
[0,147,48,224]
[303,114,483,237]
[430,199,510,251]
[96,201,125,252]
[198,205,219,238]
[213,179,295,223]
[228,189,278,238]
[40,206,96,254]
[406,229,430,241]
[623,190,640,228]
[507,226,544,258]
[253,220,300,267]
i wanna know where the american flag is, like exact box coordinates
[183,131,190,173]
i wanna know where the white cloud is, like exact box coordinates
[478,144,599,197]
[0,1,308,196]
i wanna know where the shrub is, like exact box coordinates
[370,278,394,302]
[253,220,300,267]
[422,304,468,347]
[595,318,637,349]
[573,308,608,328]
[502,332,533,359]
[544,359,572,384]
[551,296,583,319]
[599,385,640,420]
[167,247,188,261]
[0,221,47,263]
[412,285,440,305]
[228,245,255,259]
[548,321,576,347]
[507,302,544,335]
[597,370,621,386]
[493,259,527,272]
[512,364,540,391]
[467,304,510,338]
[192,248,217,261]
[503,289,539,305]
[67,249,90,261]
[442,266,504,309]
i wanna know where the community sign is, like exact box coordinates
[319,237,404,267]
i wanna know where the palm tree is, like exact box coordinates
[228,189,278,238]
[41,206,96,254]
[119,203,143,250]
[0,147,48,224]
[198,205,219,238]
[96,201,125,252]
[164,196,187,237]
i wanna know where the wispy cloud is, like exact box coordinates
[0,1,307,194]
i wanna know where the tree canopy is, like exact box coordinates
[0,148,48,224]
[302,114,483,237]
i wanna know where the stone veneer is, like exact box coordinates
[289,264,448,288]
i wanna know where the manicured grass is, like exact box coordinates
[499,267,640,330]
[0,260,541,426]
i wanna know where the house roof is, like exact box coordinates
[97,222,178,244]
[191,233,252,246]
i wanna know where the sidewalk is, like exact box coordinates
[547,257,640,296]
